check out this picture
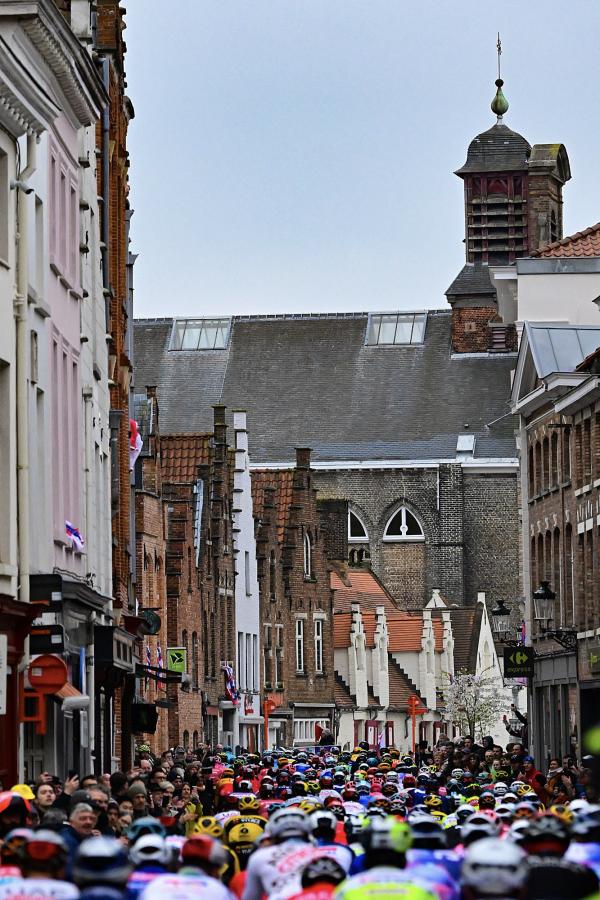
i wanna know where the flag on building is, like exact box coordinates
[145,644,152,691]
[65,521,85,553]
[221,663,239,705]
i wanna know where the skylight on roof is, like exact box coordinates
[171,318,231,351]
[366,313,427,346]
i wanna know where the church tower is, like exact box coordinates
[446,59,571,353]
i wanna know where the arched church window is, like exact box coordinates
[383,507,424,542]
[348,510,368,542]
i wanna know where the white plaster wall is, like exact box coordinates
[517,272,600,326]
[0,130,18,600]
[232,412,262,743]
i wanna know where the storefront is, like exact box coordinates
[578,637,600,748]
[531,651,577,765]
[0,596,37,786]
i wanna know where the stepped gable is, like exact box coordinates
[387,657,425,710]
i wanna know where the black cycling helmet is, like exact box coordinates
[301,857,347,888]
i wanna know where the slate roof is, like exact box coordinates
[134,311,517,464]
[455,122,531,175]
[531,222,600,258]
[525,323,600,378]
[161,434,211,482]
[445,263,496,298]
[334,674,354,709]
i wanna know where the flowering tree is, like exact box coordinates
[444,669,508,740]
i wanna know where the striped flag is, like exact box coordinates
[66,521,85,553]
[145,644,152,691]
[157,644,165,691]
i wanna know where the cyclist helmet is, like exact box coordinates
[181,834,228,875]
[191,817,225,840]
[1,828,33,865]
[519,814,570,856]
[572,804,600,842]
[495,804,514,824]
[129,834,171,868]
[513,801,536,820]
[408,815,447,849]
[19,830,67,876]
[0,792,30,835]
[309,810,337,838]
[461,837,528,898]
[238,796,261,814]
[266,807,311,841]
[424,793,443,811]
[300,857,347,888]
[344,814,370,842]
[73,836,131,887]
[127,816,166,843]
[461,815,499,846]
[493,782,508,798]
[362,817,412,855]
[479,792,496,811]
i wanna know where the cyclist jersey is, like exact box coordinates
[242,840,353,900]
[126,866,169,900]
[566,841,600,879]
[0,878,79,899]
[333,867,437,900]
[406,848,462,882]
[287,883,338,900]
[139,873,236,900]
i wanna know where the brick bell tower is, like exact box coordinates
[446,55,571,353]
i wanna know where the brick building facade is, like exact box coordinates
[95,0,137,768]
[134,399,238,750]
[252,450,337,747]
[512,321,600,763]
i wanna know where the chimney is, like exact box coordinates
[295,448,312,470]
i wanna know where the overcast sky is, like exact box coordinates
[126,1,600,319]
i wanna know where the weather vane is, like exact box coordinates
[497,33,502,80]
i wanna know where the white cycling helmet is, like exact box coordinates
[461,837,528,897]
[266,807,311,841]
[129,833,171,868]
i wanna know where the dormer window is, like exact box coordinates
[383,507,424,542]
[171,318,231,350]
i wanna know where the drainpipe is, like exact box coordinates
[15,133,37,608]
[100,58,110,332]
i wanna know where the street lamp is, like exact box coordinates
[532,581,555,623]
[491,598,511,637]
[532,581,577,651]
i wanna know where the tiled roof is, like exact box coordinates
[134,312,518,463]
[531,222,600,258]
[387,657,425,710]
[251,470,294,544]
[387,611,443,652]
[330,568,398,614]
[333,613,352,649]
[161,434,211,482]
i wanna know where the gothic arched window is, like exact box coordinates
[348,510,368,542]
[383,507,424,542]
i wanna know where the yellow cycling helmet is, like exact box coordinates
[424,793,442,810]
[429,810,447,823]
[192,816,225,840]
[238,796,261,813]
[549,803,574,826]
[516,784,533,798]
